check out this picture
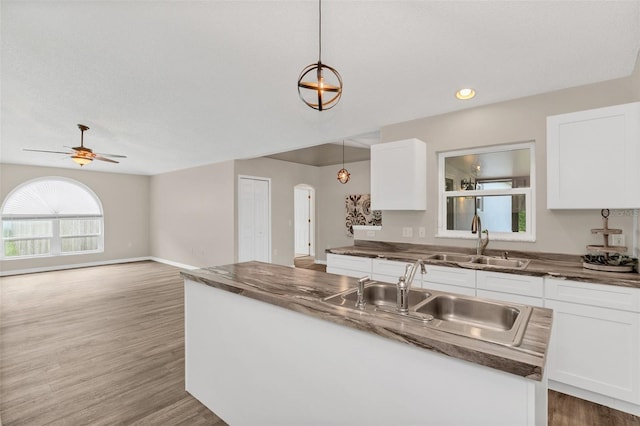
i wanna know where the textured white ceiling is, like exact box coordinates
[2,1,639,175]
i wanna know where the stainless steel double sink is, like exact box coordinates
[426,253,530,270]
[324,282,532,347]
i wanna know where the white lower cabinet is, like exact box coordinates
[422,265,476,296]
[326,253,372,279]
[476,271,544,307]
[371,258,418,285]
[545,278,640,406]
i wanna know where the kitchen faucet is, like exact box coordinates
[397,260,427,313]
[471,214,489,256]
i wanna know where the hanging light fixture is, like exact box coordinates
[298,0,343,111]
[337,140,350,184]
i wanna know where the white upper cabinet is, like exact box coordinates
[547,101,640,209]
[370,138,427,210]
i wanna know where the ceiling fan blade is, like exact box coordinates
[24,148,72,155]
[95,152,127,158]
[94,155,119,163]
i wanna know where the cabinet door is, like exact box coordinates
[546,299,640,404]
[370,138,427,210]
[547,101,640,209]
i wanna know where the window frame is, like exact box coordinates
[1,177,105,260]
[436,142,536,242]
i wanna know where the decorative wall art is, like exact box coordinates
[345,194,382,237]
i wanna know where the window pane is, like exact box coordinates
[444,148,530,191]
[4,239,51,257]
[446,194,526,232]
[60,219,101,237]
[2,220,52,238]
[61,236,99,253]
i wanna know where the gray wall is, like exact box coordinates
[352,71,640,256]
[235,157,320,266]
[316,160,372,258]
[0,163,150,273]
[149,160,236,268]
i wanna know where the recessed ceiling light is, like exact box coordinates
[455,88,476,100]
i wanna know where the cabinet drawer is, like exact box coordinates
[477,289,543,307]
[372,259,412,278]
[545,278,640,312]
[424,265,475,288]
[326,254,372,274]
[477,271,543,298]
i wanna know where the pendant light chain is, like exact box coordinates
[318,0,322,62]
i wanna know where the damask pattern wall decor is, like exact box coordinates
[345,194,382,237]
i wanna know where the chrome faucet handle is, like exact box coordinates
[356,276,369,310]
[502,251,509,259]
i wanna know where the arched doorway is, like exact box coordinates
[293,184,315,259]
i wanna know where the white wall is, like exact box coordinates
[0,164,150,274]
[149,161,235,268]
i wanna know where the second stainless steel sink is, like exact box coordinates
[412,294,532,346]
[469,256,530,270]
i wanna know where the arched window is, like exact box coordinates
[1,177,104,259]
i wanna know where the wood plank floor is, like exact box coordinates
[2,260,639,425]
[0,261,226,425]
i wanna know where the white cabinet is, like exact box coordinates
[326,253,372,278]
[370,138,427,210]
[545,278,640,405]
[422,265,476,296]
[476,271,544,307]
[547,101,640,209]
[372,258,415,285]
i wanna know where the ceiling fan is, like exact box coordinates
[24,124,127,167]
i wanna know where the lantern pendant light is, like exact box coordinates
[298,0,343,111]
[337,140,350,184]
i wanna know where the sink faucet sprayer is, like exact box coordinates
[397,260,427,313]
[471,213,489,256]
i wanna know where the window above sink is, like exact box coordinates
[437,141,536,242]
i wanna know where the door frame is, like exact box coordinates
[294,185,315,257]
[237,175,272,263]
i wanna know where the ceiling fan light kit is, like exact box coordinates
[298,0,343,111]
[24,124,127,167]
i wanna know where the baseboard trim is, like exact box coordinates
[0,257,152,277]
[149,257,199,270]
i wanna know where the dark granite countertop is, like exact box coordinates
[327,241,640,289]
[181,261,552,382]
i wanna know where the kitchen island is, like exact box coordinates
[182,262,552,425]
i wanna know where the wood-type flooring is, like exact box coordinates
[1,260,639,425]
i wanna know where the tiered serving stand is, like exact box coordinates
[583,209,633,272]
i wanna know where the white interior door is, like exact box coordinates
[294,188,311,256]
[238,176,271,263]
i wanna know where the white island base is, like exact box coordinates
[185,279,548,425]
